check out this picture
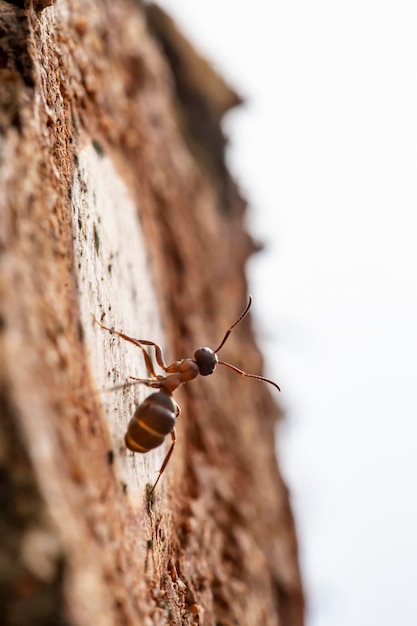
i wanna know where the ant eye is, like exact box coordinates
[194,347,218,376]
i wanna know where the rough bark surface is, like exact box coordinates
[0,2,304,625]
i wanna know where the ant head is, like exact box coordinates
[194,347,218,376]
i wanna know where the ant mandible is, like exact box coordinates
[95,296,280,498]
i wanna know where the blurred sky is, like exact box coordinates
[157,2,417,625]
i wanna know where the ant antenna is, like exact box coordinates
[213,295,281,392]
[217,360,281,392]
[213,296,253,354]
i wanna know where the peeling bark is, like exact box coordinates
[0,2,304,625]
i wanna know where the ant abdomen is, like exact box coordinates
[125,391,177,453]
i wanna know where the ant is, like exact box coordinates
[95,296,280,498]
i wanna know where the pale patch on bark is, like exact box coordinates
[72,144,168,499]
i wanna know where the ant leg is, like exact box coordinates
[148,427,177,499]
[93,316,169,374]
[138,347,158,379]
[97,377,164,395]
[131,339,169,372]
[128,375,165,389]
[93,315,168,377]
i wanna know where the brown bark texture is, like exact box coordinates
[0,2,304,625]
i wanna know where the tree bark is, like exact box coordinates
[0,2,304,625]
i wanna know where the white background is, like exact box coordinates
[157,2,417,625]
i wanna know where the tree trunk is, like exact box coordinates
[0,2,304,625]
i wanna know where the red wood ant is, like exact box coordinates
[95,296,280,497]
